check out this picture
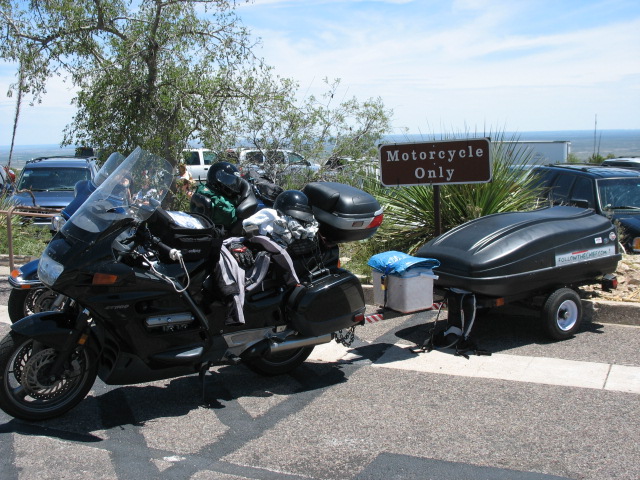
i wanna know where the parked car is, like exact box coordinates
[601,157,640,170]
[236,148,320,181]
[9,155,99,226]
[530,164,640,253]
[181,148,220,181]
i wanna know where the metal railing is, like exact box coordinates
[1,205,61,271]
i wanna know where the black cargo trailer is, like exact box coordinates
[417,206,621,340]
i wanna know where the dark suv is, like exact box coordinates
[530,164,640,253]
[10,156,99,226]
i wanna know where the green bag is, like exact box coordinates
[195,184,238,227]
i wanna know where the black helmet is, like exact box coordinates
[274,190,314,223]
[207,161,241,197]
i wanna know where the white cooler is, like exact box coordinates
[372,268,438,314]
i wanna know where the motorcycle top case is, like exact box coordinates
[286,269,365,337]
[416,206,621,298]
[302,182,383,243]
[146,209,223,263]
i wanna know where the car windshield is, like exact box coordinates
[245,151,264,164]
[598,178,640,210]
[203,151,217,165]
[17,167,91,191]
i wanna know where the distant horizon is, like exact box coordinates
[2,128,639,169]
[2,128,639,149]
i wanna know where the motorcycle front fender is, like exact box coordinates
[11,311,75,350]
[7,258,42,288]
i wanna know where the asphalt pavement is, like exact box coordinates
[1,265,639,480]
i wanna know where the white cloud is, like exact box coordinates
[243,1,640,131]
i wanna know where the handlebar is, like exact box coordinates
[150,234,182,262]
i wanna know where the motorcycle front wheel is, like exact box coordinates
[0,331,98,421]
[244,346,314,376]
[7,287,65,324]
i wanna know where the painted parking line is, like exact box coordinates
[0,306,9,325]
[605,364,640,394]
[370,344,640,394]
[307,340,362,363]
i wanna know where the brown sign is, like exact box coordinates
[378,138,492,186]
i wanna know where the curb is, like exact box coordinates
[585,299,640,327]
[362,284,640,327]
[0,255,37,270]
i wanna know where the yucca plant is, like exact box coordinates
[372,131,546,254]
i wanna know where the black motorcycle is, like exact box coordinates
[0,147,383,421]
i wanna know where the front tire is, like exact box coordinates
[244,346,314,376]
[0,331,98,421]
[8,287,64,324]
[541,288,582,340]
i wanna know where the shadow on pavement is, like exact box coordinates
[0,361,348,438]
[387,304,607,356]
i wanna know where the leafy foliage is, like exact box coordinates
[1,0,276,163]
[1,1,393,172]
[222,77,393,183]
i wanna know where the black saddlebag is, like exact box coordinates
[287,269,365,336]
[302,182,383,243]
[416,206,621,297]
[146,209,223,263]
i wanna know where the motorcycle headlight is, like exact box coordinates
[37,251,64,287]
[51,215,67,232]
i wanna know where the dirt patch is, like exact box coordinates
[581,253,640,303]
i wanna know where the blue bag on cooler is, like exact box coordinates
[368,251,440,276]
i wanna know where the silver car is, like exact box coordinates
[236,148,320,180]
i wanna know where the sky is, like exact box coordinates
[1,0,639,146]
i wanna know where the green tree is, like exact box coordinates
[2,1,393,171]
[1,0,268,163]
[221,77,393,184]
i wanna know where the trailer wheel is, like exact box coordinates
[541,288,582,340]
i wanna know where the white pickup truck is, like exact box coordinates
[182,148,219,181]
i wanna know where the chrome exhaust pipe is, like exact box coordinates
[268,333,333,355]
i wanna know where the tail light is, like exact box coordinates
[367,213,384,229]
[602,274,617,292]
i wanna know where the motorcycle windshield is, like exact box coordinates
[60,147,174,241]
[93,151,126,187]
